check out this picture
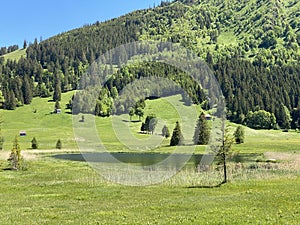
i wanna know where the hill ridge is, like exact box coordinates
[0,0,300,129]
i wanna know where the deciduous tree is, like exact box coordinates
[135,107,144,121]
[129,107,135,121]
[7,137,24,170]
[234,126,245,144]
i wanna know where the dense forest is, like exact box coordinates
[0,0,300,129]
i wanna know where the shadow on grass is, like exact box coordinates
[187,181,226,189]
[2,167,17,171]
[122,119,141,123]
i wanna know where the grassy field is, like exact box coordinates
[1,92,300,167]
[0,155,299,224]
[3,49,26,61]
[1,91,76,150]
[2,92,300,154]
[1,92,300,224]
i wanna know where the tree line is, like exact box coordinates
[0,0,299,130]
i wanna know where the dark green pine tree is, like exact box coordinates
[193,112,210,145]
[144,114,157,134]
[6,90,17,110]
[31,137,38,149]
[277,104,291,129]
[170,121,184,146]
[23,40,27,49]
[53,71,62,102]
[54,101,61,112]
[53,82,61,102]
[22,76,33,104]
[56,139,62,149]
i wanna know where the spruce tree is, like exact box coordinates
[23,40,27,49]
[170,121,184,146]
[141,122,146,133]
[53,82,61,102]
[144,114,157,134]
[162,125,170,138]
[31,137,38,149]
[53,71,62,102]
[0,90,5,108]
[54,101,61,112]
[0,115,3,150]
[56,139,62,149]
[193,112,210,145]
[6,90,17,110]
[277,104,291,130]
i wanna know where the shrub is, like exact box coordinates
[234,126,245,144]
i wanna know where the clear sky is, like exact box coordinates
[0,0,162,47]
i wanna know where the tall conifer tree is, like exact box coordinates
[170,121,184,146]
[193,112,210,145]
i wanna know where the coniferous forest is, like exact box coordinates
[1,0,300,129]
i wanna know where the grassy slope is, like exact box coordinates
[2,92,300,153]
[1,91,76,150]
[3,48,26,61]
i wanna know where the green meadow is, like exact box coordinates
[2,92,300,153]
[0,157,299,224]
[0,92,300,224]
[2,48,26,62]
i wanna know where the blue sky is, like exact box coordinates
[0,0,162,47]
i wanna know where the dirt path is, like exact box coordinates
[0,149,80,161]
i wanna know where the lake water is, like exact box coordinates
[53,152,207,169]
[52,152,258,171]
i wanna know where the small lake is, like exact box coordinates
[53,152,204,169]
[52,152,258,170]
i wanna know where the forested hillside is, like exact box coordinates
[0,0,300,128]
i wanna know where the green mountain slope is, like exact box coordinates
[1,0,300,127]
[26,0,300,67]
[140,0,300,64]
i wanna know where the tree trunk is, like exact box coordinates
[223,153,227,183]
